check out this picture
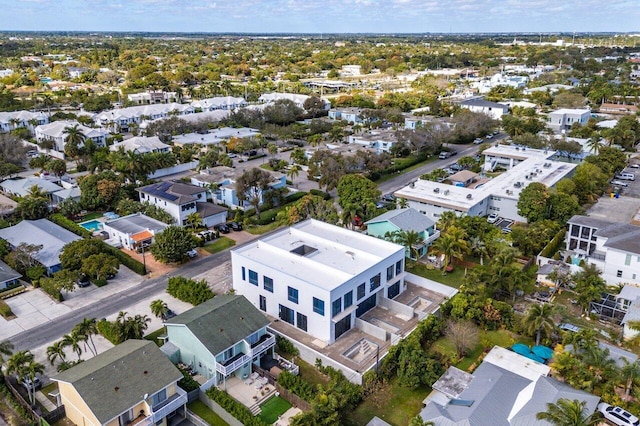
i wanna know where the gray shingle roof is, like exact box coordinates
[166,295,269,356]
[53,340,182,425]
[137,181,204,205]
[461,98,508,110]
[104,213,168,235]
[365,208,435,233]
[0,219,81,268]
[0,259,21,284]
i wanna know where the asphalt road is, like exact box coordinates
[10,250,232,351]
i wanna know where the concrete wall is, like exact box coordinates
[148,160,198,179]
[379,295,414,319]
[355,318,387,341]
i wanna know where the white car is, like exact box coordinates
[597,403,640,426]
[487,213,499,224]
[186,249,198,259]
[611,180,629,187]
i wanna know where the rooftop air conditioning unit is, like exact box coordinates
[434,188,440,193]
[444,190,450,195]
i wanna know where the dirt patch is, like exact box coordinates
[121,248,176,277]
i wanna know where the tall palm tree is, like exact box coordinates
[431,226,469,271]
[63,124,86,164]
[524,303,556,346]
[150,300,168,320]
[74,318,99,357]
[536,398,600,426]
[584,347,618,387]
[5,350,42,404]
[46,340,67,366]
[62,331,84,361]
[585,135,604,155]
[23,360,44,405]
[397,198,409,209]
[436,211,457,233]
[469,236,487,266]
[0,340,14,366]
[620,359,640,401]
[185,212,202,229]
[287,165,301,186]
[393,230,423,260]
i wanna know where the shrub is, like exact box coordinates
[539,228,567,258]
[93,278,107,287]
[40,278,63,301]
[284,191,307,203]
[102,243,146,275]
[206,387,268,426]
[177,366,200,392]
[167,276,214,305]
[97,319,123,345]
[49,213,93,238]
[277,370,315,401]
[0,300,13,318]
[275,335,299,356]
[309,189,331,200]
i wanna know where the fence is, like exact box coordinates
[197,390,244,426]
[274,383,312,412]
[42,406,65,424]
[185,409,209,426]
[4,377,41,423]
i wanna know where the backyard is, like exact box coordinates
[408,262,467,288]
[258,396,291,424]
[188,400,228,426]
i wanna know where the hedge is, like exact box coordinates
[0,300,13,318]
[277,370,315,402]
[539,228,567,259]
[205,387,268,426]
[177,366,200,392]
[49,213,93,238]
[97,319,123,345]
[284,191,307,203]
[309,189,331,200]
[167,276,214,305]
[101,243,146,275]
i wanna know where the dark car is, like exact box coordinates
[215,223,231,234]
[229,221,243,231]
[162,309,176,321]
[77,274,91,288]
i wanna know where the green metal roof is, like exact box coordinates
[53,340,182,425]
[166,295,269,355]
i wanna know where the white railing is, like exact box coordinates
[215,354,252,376]
[249,334,276,357]
[424,230,441,245]
[151,387,187,423]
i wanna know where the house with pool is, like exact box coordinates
[102,213,169,250]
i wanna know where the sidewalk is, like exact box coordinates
[36,390,57,412]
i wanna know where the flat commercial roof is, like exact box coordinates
[233,219,404,291]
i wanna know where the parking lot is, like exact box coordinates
[589,167,640,224]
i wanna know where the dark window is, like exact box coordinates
[344,291,353,308]
[313,298,324,316]
[357,283,365,300]
[241,267,246,281]
[279,304,294,325]
[370,273,381,291]
[263,276,274,293]
[332,299,342,317]
[297,313,307,332]
[396,259,403,275]
[617,270,623,278]
[387,265,394,281]
[288,286,299,304]
[388,281,400,299]
[249,270,258,286]
[259,295,266,312]
[334,315,351,340]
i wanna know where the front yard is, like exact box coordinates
[408,262,467,288]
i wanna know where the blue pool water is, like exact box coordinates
[79,219,103,232]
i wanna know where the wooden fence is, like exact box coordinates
[274,383,312,411]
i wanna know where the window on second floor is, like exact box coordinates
[387,265,394,281]
[344,291,353,308]
[313,297,324,316]
[249,270,258,286]
[332,299,342,317]
[396,259,403,275]
[370,273,381,291]
[241,267,246,281]
[263,276,274,293]
[288,286,299,304]
[357,283,365,300]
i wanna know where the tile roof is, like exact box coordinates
[53,340,182,425]
[166,295,269,356]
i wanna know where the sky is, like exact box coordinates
[0,0,638,34]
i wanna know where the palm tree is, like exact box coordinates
[0,340,13,366]
[5,350,41,405]
[185,212,202,229]
[536,398,600,426]
[431,226,469,271]
[23,360,44,405]
[397,198,409,209]
[62,331,84,361]
[469,236,487,266]
[74,318,99,357]
[46,340,67,366]
[150,299,169,320]
[287,164,301,186]
[620,359,640,401]
[63,124,86,164]
[524,303,556,346]
[584,347,618,387]
[585,135,604,155]
[393,230,423,260]
[436,211,457,233]
[341,204,364,229]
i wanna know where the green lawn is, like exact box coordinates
[349,378,429,426]
[297,358,330,387]
[144,327,166,347]
[407,263,467,288]
[203,237,236,254]
[258,396,291,424]
[77,211,103,222]
[246,221,284,235]
[188,400,229,426]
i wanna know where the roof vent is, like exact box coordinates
[114,386,119,392]
[433,188,440,193]
[143,371,148,375]
[444,190,450,196]
[466,194,472,199]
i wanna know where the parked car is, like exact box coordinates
[493,130,500,135]
[215,223,230,234]
[186,249,198,259]
[382,193,395,202]
[629,164,640,169]
[162,309,176,321]
[229,221,243,231]
[21,377,42,391]
[439,151,453,159]
[611,179,629,187]
[485,134,493,139]
[597,403,640,426]
[77,274,91,288]
[558,323,580,333]
[487,213,499,224]
[473,138,484,144]
[615,173,635,181]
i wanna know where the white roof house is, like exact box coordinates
[109,136,170,154]
[0,219,81,273]
[0,110,49,133]
[0,176,64,198]
[102,213,168,250]
[191,96,247,111]
[547,108,591,132]
[93,103,195,132]
[172,127,260,147]
[35,120,109,157]
[395,145,577,223]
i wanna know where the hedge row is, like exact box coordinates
[370,152,430,181]
[539,228,567,259]
[49,213,93,238]
[309,189,331,200]
[0,300,13,318]
[96,319,123,345]
[277,370,315,402]
[205,387,268,426]
[101,243,146,275]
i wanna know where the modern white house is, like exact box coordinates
[137,181,228,227]
[328,108,367,124]
[347,130,398,154]
[191,96,247,111]
[395,145,577,222]
[231,219,406,345]
[0,110,49,133]
[172,127,260,148]
[566,215,640,286]
[102,213,169,250]
[161,295,274,388]
[459,98,509,120]
[35,120,109,158]
[93,103,195,132]
[547,108,591,132]
[127,90,178,104]
[191,167,287,211]
[110,136,171,154]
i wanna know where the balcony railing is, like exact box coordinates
[150,387,187,423]
[215,353,252,376]
[590,251,606,261]
[423,230,441,245]
[249,334,275,357]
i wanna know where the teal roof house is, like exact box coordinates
[366,208,439,259]
[162,295,273,389]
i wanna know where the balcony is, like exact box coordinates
[249,333,276,357]
[589,251,606,261]
[150,387,187,423]
[215,352,252,376]
[423,230,440,245]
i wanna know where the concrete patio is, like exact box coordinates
[220,375,276,415]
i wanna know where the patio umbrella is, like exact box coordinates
[512,343,531,356]
[522,352,546,364]
[532,345,554,360]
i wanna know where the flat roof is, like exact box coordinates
[232,219,404,291]
[172,127,260,145]
[483,346,550,381]
[395,145,576,211]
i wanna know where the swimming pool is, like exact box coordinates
[79,219,103,232]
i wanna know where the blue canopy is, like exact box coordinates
[532,345,554,360]
[512,343,531,356]
[522,352,546,363]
